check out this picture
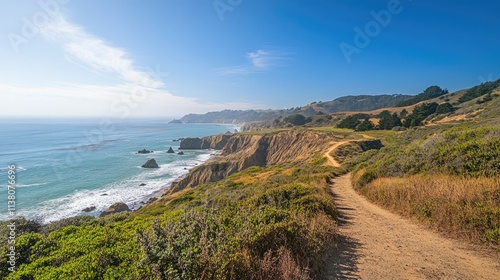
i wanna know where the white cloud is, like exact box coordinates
[0,15,263,118]
[39,15,163,88]
[216,49,289,76]
[247,50,275,68]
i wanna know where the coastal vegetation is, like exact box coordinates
[1,81,499,278]
[348,121,500,248]
[178,95,412,124]
[0,139,343,279]
[396,86,448,107]
[457,79,500,104]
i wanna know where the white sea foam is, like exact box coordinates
[15,183,48,188]
[16,152,213,224]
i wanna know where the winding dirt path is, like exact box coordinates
[327,174,500,279]
[324,135,375,167]
[324,141,350,167]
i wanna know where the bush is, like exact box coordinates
[458,79,500,103]
[355,118,375,131]
[337,114,370,129]
[397,86,448,107]
[403,102,438,127]
[435,102,455,115]
[378,111,402,130]
[284,114,307,126]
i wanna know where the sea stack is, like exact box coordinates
[177,151,184,155]
[137,149,152,154]
[142,158,159,168]
[167,147,175,153]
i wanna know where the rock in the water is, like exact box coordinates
[142,158,159,168]
[99,202,130,217]
[177,151,184,155]
[82,206,96,212]
[167,147,175,153]
[137,149,152,154]
[100,193,108,196]
[139,183,146,186]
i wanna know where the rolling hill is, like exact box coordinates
[176,94,412,124]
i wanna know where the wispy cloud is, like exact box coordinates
[39,15,163,88]
[0,15,264,118]
[216,49,289,76]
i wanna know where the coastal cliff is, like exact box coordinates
[179,134,232,150]
[168,130,337,194]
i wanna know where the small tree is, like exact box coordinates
[378,111,402,130]
[403,102,438,127]
[355,118,375,131]
[435,103,454,115]
[399,109,408,118]
[284,114,307,125]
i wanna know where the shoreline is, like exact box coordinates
[0,122,240,224]
[2,149,218,225]
[131,149,221,211]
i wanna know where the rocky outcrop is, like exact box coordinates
[142,159,159,168]
[177,151,184,155]
[99,202,130,217]
[82,206,96,212]
[167,147,175,153]
[179,134,232,150]
[137,149,152,154]
[168,130,334,194]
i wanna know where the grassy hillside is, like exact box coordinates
[395,86,448,107]
[2,81,499,278]
[0,151,344,279]
[179,94,412,124]
[343,92,500,249]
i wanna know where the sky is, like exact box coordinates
[0,0,499,118]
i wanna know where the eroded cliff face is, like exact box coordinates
[179,134,232,150]
[167,130,334,194]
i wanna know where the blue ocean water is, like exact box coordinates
[0,118,237,223]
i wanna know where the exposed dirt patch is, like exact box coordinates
[324,141,351,167]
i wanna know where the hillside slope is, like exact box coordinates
[169,130,342,193]
[337,89,500,249]
[0,129,350,279]
[177,94,412,124]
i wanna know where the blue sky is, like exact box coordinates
[1,0,499,118]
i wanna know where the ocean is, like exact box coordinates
[0,118,237,223]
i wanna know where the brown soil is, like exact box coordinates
[327,174,500,279]
[325,141,350,167]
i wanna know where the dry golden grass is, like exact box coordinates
[433,108,485,124]
[360,174,500,246]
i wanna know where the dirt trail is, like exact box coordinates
[327,174,500,279]
[324,141,350,167]
[324,135,375,167]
